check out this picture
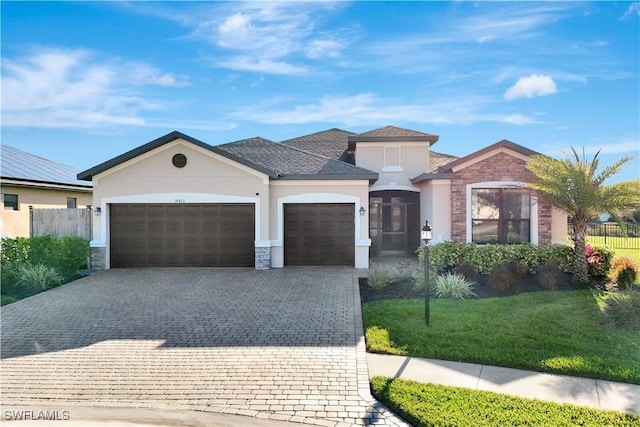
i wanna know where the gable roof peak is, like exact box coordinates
[347,125,439,149]
[356,125,435,138]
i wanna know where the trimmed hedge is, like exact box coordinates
[423,241,609,279]
[371,377,639,427]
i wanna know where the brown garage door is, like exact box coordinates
[284,203,354,266]
[110,204,254,267]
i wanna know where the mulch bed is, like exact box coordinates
[359,272,588,304]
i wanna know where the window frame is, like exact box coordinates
[3,193,19,211]
[67,197,77,209]
[465,181,538,245]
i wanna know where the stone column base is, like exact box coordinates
[255,246,271,270]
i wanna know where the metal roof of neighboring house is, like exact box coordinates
[280,128,355,163]
[218,137,378,181]
[1,143,92,188]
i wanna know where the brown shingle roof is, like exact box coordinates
[218,137,378,181]
[280,128,354,162]
[355,125,436,138]
[347,125,439,149]
[427,151,458,173]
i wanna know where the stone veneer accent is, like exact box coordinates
[90,246,106,270]
[255,246,271,270]
[450,152,553,244]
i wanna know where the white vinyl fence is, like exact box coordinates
[30,208,92,239]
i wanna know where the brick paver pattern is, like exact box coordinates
[1,268,408,426]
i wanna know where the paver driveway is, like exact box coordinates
[1,268,407,426]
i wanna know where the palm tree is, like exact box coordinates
[526,148,640,285]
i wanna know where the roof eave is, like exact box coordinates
[410,172,455,184]
[277,173,379,184]
[1,177,93,191]
[347,135,439,151]
[77,131,280,181]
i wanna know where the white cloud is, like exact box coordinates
[503,74,558,100]
[0,47,203,129]
[187,2,350,74]
[218,56,308,75]
[497,114,543,125]
[621,2,640,20]
[229,93,541,127]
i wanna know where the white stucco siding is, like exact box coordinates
[419,179,452,244]
[551,207,569,244]
[90,140,270,248]
[269,180,371,268]
[356,142,430,190]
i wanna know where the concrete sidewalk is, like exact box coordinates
[367,353,640,415]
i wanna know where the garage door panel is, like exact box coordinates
[284,203,354,266]
[110,204,254,268]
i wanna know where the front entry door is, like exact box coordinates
[370,191,420,257]
[371,196,409,256]
[381,200,407,255]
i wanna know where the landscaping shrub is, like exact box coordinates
[371,377,640,427]
[535,262,566,290]
[538,244,573,273]
[601,290,640,331]
[16,264,63,291]
[1,236,88,283]
[428,242,475,273]
[1,295,16,306]
[610,256,639,289]
[434,272,477,299]
[367,264,397,291]
[429,242,573,276]
[367,261,413,291]
[585,244,613,279]
[488,260,526,292]
[452,262,480,282]
[28,236,89,280]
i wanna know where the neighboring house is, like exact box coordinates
[1,144,93,238]
[77,126,567,270]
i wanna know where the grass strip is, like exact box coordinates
[363,291,640,383]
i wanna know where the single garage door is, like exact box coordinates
[284,203,354,266]
[110,204,254,267]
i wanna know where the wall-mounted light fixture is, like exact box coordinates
[95,207,102,216]
[359,206,366,216]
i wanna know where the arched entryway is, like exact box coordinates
[369,190,420,257]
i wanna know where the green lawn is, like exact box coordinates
[363,291,640,384]
[371,377,639,427]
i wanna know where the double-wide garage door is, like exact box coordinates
[110,204,254,268]
[284,203,354,266]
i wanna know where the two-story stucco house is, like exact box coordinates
[78,126,567,270]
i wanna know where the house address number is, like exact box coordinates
[174,198,186,203]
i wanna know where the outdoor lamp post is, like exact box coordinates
[421,220,433,326]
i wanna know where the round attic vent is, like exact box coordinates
[172,153,187,168]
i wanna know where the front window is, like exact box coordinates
[67,197,77,208]
[471,188,530,244]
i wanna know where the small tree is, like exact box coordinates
[526,148,640,285]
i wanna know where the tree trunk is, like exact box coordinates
[572,221,589,285]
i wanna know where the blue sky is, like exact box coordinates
[2,1,639,182]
